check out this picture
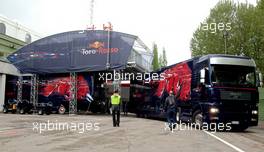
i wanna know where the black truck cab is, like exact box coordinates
[185,55,261,130]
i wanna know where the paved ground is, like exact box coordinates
[0,113,264,152]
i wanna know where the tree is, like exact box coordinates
[255,0,264,74]
[191,0,264,74]
[158,47,168,68]
[152,43,159,70]
[191,0,236,56]
[158,54,163,68]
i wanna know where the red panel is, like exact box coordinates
[40,75,90,101]
[154,62,192,101]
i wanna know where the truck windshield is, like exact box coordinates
[211,65,256,87]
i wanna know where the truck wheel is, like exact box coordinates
[193,110,203,129]
[19,108,25,114]
[232,125,248,132]
[46,110,51,115]
[3,108,8,113]
[91,108,98,114]
[38,109,43,115]
[58,105,66,114]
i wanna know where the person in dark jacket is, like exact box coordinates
[165,90,177,130]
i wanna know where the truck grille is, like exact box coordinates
[220,91,251,101]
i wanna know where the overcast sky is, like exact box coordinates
[0,0,257,65]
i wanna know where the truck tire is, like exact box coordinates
[91,108,98,114]
[193,110,203,129]
[46,110,51,115]
[144,113,149,118]
[58,105,66,114]
[232,125,248,132]
[12,109,16,114]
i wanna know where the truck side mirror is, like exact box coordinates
[200,69,205,84]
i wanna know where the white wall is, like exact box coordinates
[0,74,6,112]
[0,15,42,43]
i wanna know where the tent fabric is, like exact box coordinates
[7,30,137,74]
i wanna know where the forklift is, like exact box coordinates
[3,98,17,113]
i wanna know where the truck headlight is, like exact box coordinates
[252,110,258,115]
[210,107,219,113]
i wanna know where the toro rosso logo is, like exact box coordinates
[81,41,119,55]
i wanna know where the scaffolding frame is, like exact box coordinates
[69,72,77,115]
[16,73,79,115]
[30,74,38,108]
[17,76,23,103]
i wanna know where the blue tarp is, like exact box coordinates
[7,30,137,74]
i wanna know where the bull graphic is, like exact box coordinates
[155,62,191,101]
[40,75,93,103]
[89,41,105,49]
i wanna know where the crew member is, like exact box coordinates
[165,90,177,130]
[111,90,121,127]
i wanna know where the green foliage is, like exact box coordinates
[258,88,264,121]
[158,47,168,68]
[191,0,264,74]
[152,43,159,71]
[259,99,264,121]
[158,55,163,68]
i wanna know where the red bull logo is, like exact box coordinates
[89,41,105,49]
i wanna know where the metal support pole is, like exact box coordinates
[106,29,111,69]
[224,37,227,54]
[223,31,228,54]
[90,0,94,26]
[17,76,23,103]
[69,72,77,115]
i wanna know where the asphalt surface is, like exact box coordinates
[0,113,263,152]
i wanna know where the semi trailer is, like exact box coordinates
[134,54,262,131]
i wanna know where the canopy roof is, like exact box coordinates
[7,30,137,74]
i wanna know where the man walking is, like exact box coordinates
[165,90,177,130]
[111,90,121,127]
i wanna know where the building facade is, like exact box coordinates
[0,15,42,111]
